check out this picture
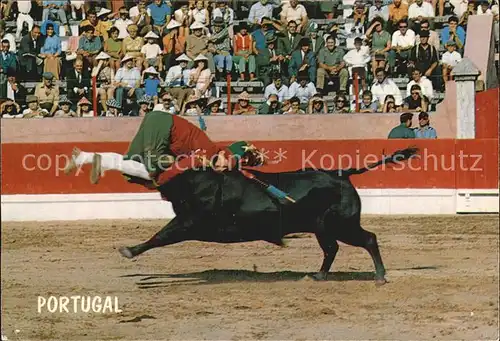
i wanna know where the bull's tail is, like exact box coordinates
[334,147,419,177]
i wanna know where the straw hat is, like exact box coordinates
[207,97,222,107]
[238,91,250,101]
[166,20,182,30]
[97,8,112,17]
[78,97,91,106]
[144,66,159,75]
[96,52,110,60]
[176,53,191,62]
[121,54,134,64]
[190,22,205,30]
[59,95,72,105]
[194,54,208,61]
[144,31,159,39]
[106,98,121,109]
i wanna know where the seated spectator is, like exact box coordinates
[288,38,316,84]
[391,19,415,76]
[54,95,77,117]
[388,0,409,32]
[280,0,308,33]
[407,69,433,101]
[78,25,103,68]
[359,90,379,112]
[114,7,134,40]
[248,0,279,26]
[16,0,34,41]
[141,32,163,71]
[278,20,303,78]
[258,93,282,114]
[148,0,172,36]
[333,94,350,113]
[209,17,232,79]
[142,66,162,102]
[0,20,15,53]
[96,8,114,40]
[66,58,91,108]
[122,24,144,70]
[407,30,438,83]
[365,18,392,76]
[165,54,192,108]
[414,111,437,138]
[79,9,99,35]
[388,112,415,139]
[189,1,210,28]
[369,0,390,22]
[5,70,27,105]
[113,54,144,110]
[163,20,185,71]
[204,97,224,115]
[0,0,14,21]
[0,40,17,98]
[308,94,328,114]
[264,73,290,102]
[137,95,153,117]
[22,95,49,118]
[77,97,94,117]
[181,94,203,116]
[186,22,208,65]
[343,37,371,91]
[371,67,403,106]
[403,84,429,112]
[317,35,348,95]
[34,72,59,116]
[283,96,306,114]
[95,52,115,113]
[1,99,22,118]
[416,20,440,51]
[441,40,462,83]
[129,0,153,37]
[189,54,212,98]
[233,91,256,115]
[18,25,43,81]
[212,0,234,37]
[256,33,282,86]
[157,92,180,114]
[104,98,122,117]
[233,22,257,81]
[307,25,324,57]
[453,0,471,20]
[382,94,399,112]
[104,27,123,71]
[71,0,86,20]
[288,71,317,109]
[408,0,435,30]
[42,1,71,36]
[440,16,465,51]
[40,23,62,80]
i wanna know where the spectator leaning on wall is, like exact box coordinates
[414,111,437,138]
[388,112,416,139]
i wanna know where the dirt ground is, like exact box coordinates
[1,215,499,340]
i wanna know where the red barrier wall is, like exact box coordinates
[475,88,499,139]
[1,140,498,195]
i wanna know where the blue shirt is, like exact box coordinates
[41,35,62,55]
[440,26,466,46]
[414,126,437,139]
[148,2,172,26]
[252,29,275,51]
[144,78,161,96]
[43,1,66,6]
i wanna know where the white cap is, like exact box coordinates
[96,52,111,60]
[166,20,182,30]
[190,22,205,30]
[144,31,159,39]
[175,53,191,62]
[121,54,134,63]
[97,8,112,17]
[144,66,159,75]
[194,54,208,61]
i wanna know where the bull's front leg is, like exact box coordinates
[312,233,339,281]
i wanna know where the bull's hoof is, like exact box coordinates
[375,278,387,286]
[118,247,134,259]
[311,272,328,281]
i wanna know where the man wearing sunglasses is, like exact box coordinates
[391,19,415,76]
[414,111,437,138]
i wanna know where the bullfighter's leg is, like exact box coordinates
[339,226,387,286]
[313,232,339,281]
[119,217,192,259]
[64,147,151,182]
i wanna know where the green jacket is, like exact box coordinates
[388,123,416,139]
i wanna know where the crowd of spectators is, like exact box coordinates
[0,0,498,118]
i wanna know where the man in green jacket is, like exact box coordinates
[388,112,416,139]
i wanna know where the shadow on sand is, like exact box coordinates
[120,266,438,289]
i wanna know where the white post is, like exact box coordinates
[451,58,481,139]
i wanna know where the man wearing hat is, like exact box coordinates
[65,113,264,190]
[209,17,232,80]
[186,22,208,64]
[233,91,256,115]
[162,20,185,70]
[66,58,91,107]
[256,33,282,86]
[407,29,439,80]
[114,54,144,113]
[233,22,257,81]
[413,112,437,139]
[22,94,49,118]
[142,31,163,70]
[288,37,316,84]
[34,72,59,116]
[165,53,193,108]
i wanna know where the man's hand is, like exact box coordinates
[424,69,432,77]
[78,88,85,95]
[127,88,135,97]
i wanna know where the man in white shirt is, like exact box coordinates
[129,0,152,36]
[343,37,371,91]
[113,55,145,112]
[369,0,390,22]
[16,1,34,41]
[408,0,435,30]
[391,20,415,75]
[248,0,281,25]
[288,72,317,109]
[264,75,290,102]
[406,69,433,100]
[371,67,403,105]
[114,7,134,40]
[280,0,308,32]
[441,40,462,83]
[165,54,192,108]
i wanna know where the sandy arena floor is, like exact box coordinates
[1,215,499,340]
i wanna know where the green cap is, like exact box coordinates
[227,141,250,158]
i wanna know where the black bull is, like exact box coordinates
[119,147,418,284]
